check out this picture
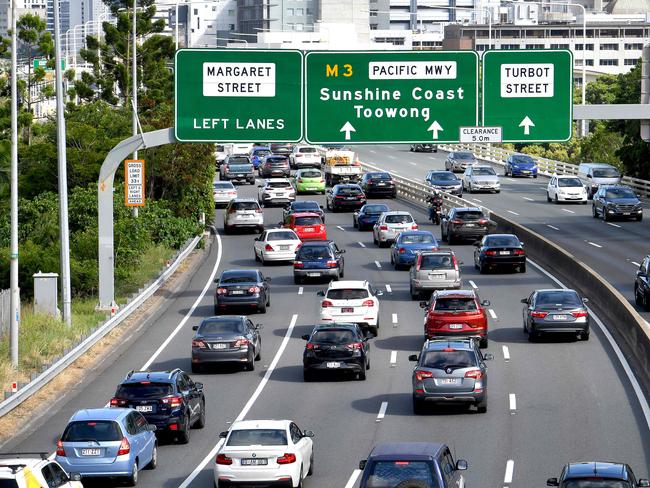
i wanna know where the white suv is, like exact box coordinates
[318,280,383,336]
[224,198,264,234]
[372,211,418,247]
[258,178,296,206]
[0,455,83,487]
[289,145,322,169]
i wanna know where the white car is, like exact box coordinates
[372,211,418,247]
[213,181,238,206]
[214,419,314,488]
[289,145,322,169]
[318,280,383,336]
[253,228,301,264]
[224,199,264,234]
[258,178,296,206]
[547,175,588,203]
[462,165,500,193]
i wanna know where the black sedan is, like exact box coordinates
[474,234,526,273]
[360,172,396,198]
[283,200,325,223]
[522,289,590,342]
[214,269,271,314]
[302,324,369,381]
[326,184,366,212]
[191,316,262,372]
[353,203,390,231]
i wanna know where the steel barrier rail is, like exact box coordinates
[0,234,205,418]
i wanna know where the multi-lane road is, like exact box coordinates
[4,157,650,487]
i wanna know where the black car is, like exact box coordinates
[474,233,526,273]
[283,200,325,223]
[360,172,396,198]
[259,155,290,178]
[191,316,262,372]
[635,255,650,310]
[441,207,495,244]
[425,170,463,196]
[353,203,390,231]
[214,269,271,314]
[110,369,205,444]
[293,240,345,284]
[326,184,366,212]
[410,144,437,153]
[302,324,369,381]
[548,461,649,487]
[592,185,643,221]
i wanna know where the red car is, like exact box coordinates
[420,289,490,348]
[283,212,327,241]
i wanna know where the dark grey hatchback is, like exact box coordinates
[522,289,590,342]
[214,269,271,314]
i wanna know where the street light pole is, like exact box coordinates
[10,0,20,365]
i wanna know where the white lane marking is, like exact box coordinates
[504,460,515,483]
[390,350,397,367]
[468,280,478,289]
[358,241,366,248]
[507,210,520,216]
[547,224,560,231]
[562,208,575,214]
[388,155,396,159]
[345,470,362,488]
[507,178,516,182]
[509,393,517,412]
[392,170,401,174]
[528,257,650,432]
[607,222,621,228]
[177,314,299,488]
[392,313,398,324]
[337,225,345,231]
[502,345,510,362]
[409,162,417,166]
[142,232,223,370]
[375,260,382,268]
[385,284,392,292]
[376,401,388,421]
[522,196,534,201]
[472,198,483,203]
[369,149,376,154]
[298,287,303,295]
[588,241,603,248]
[489,309,498,320]
[631,261,640,267]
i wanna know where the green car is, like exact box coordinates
[294,169,326,194]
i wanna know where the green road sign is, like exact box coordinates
[482,49,573,143]
[174,49,303,142]
[304,51,479,144]
[33,58,65,70]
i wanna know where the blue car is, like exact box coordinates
[353,204,390,231]
[505,153,538,178]
[250,146,271,169]
[56,408,157,485]
[293,240,345,284]
[390,230,439,270]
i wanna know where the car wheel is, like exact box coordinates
[366,357,371,370]
[520,263,526,273]
[178,415,191,444]
[545,192,551,202]
[255,338,262,360]
[410,285,419,300]
[527,328,537,342]
[358,368,366,381]
[412,396,425,415]
[554,194,559,204]
[223,224,231,235]
[307,454,314,476]
[469,182,473,193]
[479,337,488,349]
[580,330,590,341]
[260,252,266,265]
[635,285,643,306]
[603,209,609,221]
[637,214,643,222]
[353,218,357,229]
[254,248,260,262]
[326,199,331,210]
[126,462,138,486]
[373,233,378,245]
[194,401,206,428]
[478,261,485,274]
[447,233,455,245]
[339,267,344,279]
[476,396,488,414]
[533,174,538,179]
[592,205,598,218]
[146,444,157,469]
[258,300,266,314]
[245,352,255,371]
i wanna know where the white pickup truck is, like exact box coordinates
[323,150,362,186]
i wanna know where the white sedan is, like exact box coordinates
[253,229,301,264]
[372,211,418,247]
[213,181,238,206]
[214,419,314,488]
[546,175,588,203]
[318,280,383,336]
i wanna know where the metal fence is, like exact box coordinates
[0,289,9,336]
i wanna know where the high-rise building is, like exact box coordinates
[0,0,48,37]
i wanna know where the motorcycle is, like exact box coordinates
[427,193,444,225]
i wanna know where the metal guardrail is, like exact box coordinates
[0,234,204,418]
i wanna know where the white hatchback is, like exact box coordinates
[547,175,588,203]
[372,211,418,247]
[258,178,296,206]
[318,280,383,336]
[253,228,301,264]
[214,419,314,488]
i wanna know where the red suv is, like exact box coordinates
[420,290,490,348]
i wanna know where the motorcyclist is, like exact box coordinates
[426,190,444,224]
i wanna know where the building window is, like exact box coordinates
[296,8,303,15]
[599,59,618,66]
[228,9,234,16]
[624,43,643,50]
[229,24,235,30]
[370,24,378,30]
[287,22,294,29]
[287,8,294,15]
[600,43,619,50]
[295,23,303,31]
[525,44,545,49]
[502,44,521,50]
[624,29,643,37]
[585,59,594,66]
[550,44,569,49]
[306,8,312,15]
[369,11,377,16]
[193,8,197,14]
[575,44,594,51]
[211,6,216,10]
[624,58,639,66]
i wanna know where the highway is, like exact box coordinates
[4,174,650,487]
[354,144,650,321]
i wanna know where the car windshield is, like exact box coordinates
[62,421,122,442]
[227,429,288,447]
[605,188,636,199]
[430,172,457,182]
[512,155,535,165]
[298,147,318,153]
[455,152,475,160]
[562,481,630,488]
[422,350,476,369]
[297,247,331,260]
[214,182,234,190]
[292,201,320,211]
[215,145,225,151]
[253,150,270,156]
[199,318,246,335]
[364,205,389,214]
[535,291,582,307]
[368,173,391,180]
[456,211,485,221]
[115,383,173,399]
[229,157,250,164]
[434,297,477,311]
[337,187,361,196]
[385,214,413,224]
[327,289,369,300]
[420,254,454,269]
[300,170,322,178]
[221,272,257,283]
[557,178,582,187]
[232,202,259,211]
[311,329,355,344]
[473,167,496,176]
[295,216,322,226]
[267,231,298,241]
[593,168,620,178]
[267,181,291,188]
[365,461,437,488]
[484,236,520,247]
[400,234,435,244]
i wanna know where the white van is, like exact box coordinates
[577,163,621,198]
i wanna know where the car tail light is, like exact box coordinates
[326,260,338,268]
[255,208,263,214]
[216,454,233,465]
[362,299,374,307]
[531,311,548,318]
[485,250,497,256]
[228,191,236,196]
[320,178,325,183]
[297,178,303,183]
[295,154,302,158]
[192,339,206,348]
[306,343,316,350]
[398,248,406,254]
[234,338,250,348]
[277,453,297,464]
[411,223,418,229]
[110,397,127,407]
[478,219,489,225]
[117,437,131,456]
[513,249,525,256]
[379,225,388,230]
[162,396,183,408]
[321,300,333,308]
[465,369,484,380]
[452,255,459,271]
[347,342,363,350]
[571,310,588,318]
[294,261,304,269]
[335,195,346,199]
[56,440,66,457]
[248,286,260,293]
[451,219,462,225]
[415,370,433,381]
[357,193,365,199]
[228,208,237,214]
[217,287,227,295]
[265,244,274,251]
[169,423,178,430]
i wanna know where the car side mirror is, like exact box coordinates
[213,279,219,283]
[254,237,260,241]
[474,241,481,246]
[70,473,82,482]
[219,431,228,438]
[582,297,589,303]
[302,334,310,340]
[316,291,325,297]
[481,300,490,307]
[483,353,494,360]
[192,325,199,331]
[520,298,529,304]
[456,459,468,471]
[146,424,157,432]
[587,174,592,179]
[319,205,324,209]
[520,242,524,246]
[265,277,271,282]
[408,354,419,362]
[303,430,315,438]
[255,324,263,330]
[359,460,367,470]
[257,185,262,188]
[458,261,464,265]
[638,479,650,487]
[419,301,428,309]
[547,478,559,487]
[194,382,203,390]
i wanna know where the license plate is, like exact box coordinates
[212,343,228,349]
[449,324,463,329]
[241,458,268,466]
[307,272,320,277]
[429,273,445,279]
[303,228,314,232]
[135,405,153,412]
[346,197,356,200]
[377,182,386,186]
[499,251,510,255]
[230,290,245,295]
[274,193,284,197]
[553,314,568,321]
[439,378,461,385]
[81,449,100,456]
[326,362,341,368]
[280,245,290,250]
[522,170,530,174]
[623,212,631,216]
[307,187,317,191]
[237,174,244,177]
[465,223,476,227]
[342,307,354,313]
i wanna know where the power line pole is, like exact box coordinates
[10,0,20,365]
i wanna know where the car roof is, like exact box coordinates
[334,184,361,189]
[202,315,246,322]
[291,212,321,218]
[231,198,258,203]
[291,200,320,206]
[122,370,180,384]
[599,184,632,190]
[312,323,359,332]
[565,462,629,479]
[535,288,576,294]
[70,408,129,422]
[451,207,482,212]
[435,289,476,298]
[471,164,494,169]
[580,162,614,168]
[398,230,434,236]
[555,174,580,179]
[382,210,411,215]
[424,339,477,351]
[369,442,445,460]
[299,240,333,247]
[230,419,290,431]
[266,228,297,233]
[419,249,454,255]
[484,233,518,239]
[328,280,368,289]
[265,178,292,183]
[221,269,259,277]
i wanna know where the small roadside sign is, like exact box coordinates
[459,126,502,143]
[125,160,145,207]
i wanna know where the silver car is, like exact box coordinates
[445,151,478,173]
[224,198,264,234]
[410,250,462,299]
[461,165,500,193]
[522,288,590,342]
[213,181,237,207]
[372,211,418,247]
[257,178,296,206]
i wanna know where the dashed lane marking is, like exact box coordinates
[588,241,603,248]
[375,260,382,268]
[507,210,520,216]
[376,401,388,421]
[344,470,362,488]
[358,241,366,248]
[298,287,303,295]
[562,208,575,214]
[504,460,515,483]
[390,351,397,367]
[385,284,392,292]
[469,280,478,289]
[489,309,498,320]
[547,224,560,231]
[502,345,510,362]
[509,394,517,413]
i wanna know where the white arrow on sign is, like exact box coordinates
[340,121,356,141]
[427,121,443,140]
[519,116,535,135]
